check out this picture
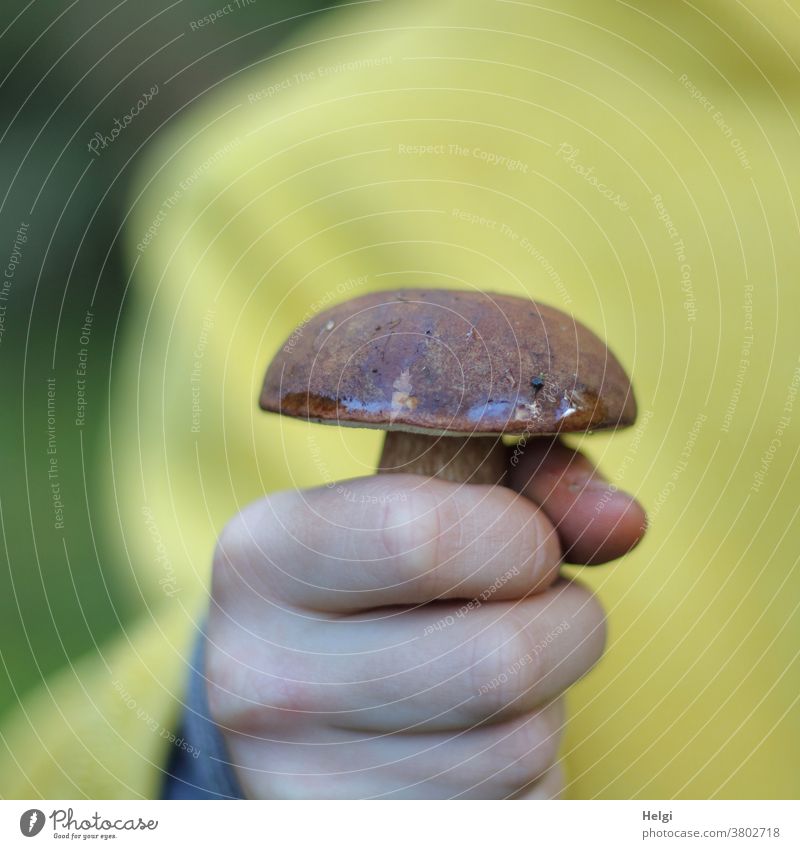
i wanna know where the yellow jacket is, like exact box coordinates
[3,0,799,798]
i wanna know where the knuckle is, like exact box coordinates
[379,490,441,590]
[474,617,534,714]
[212,504,259,582]
[211,495,289,604]
[205,632,314,732]
[210,517,249,609]
[212,513,245,578]
[248,670,315,726]
[204,633,240,725]
[502,710,563,787]
[567,582,608,670]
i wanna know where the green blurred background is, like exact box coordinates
[0,0,338,721]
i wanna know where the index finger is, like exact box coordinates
[214,474,562,613]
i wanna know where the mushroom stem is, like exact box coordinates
[378,432,507,485]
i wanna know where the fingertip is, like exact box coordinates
[563,488,647,565]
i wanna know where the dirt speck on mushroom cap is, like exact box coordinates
[260,289,636,435]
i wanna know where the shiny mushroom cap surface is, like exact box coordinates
[260,289,636,436]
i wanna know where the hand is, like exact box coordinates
[205,439,646,799]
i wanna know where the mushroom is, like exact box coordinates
[260,289,636,485]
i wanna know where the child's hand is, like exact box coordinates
[206,440,645,798]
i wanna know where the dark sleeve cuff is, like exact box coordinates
[161,626,246,799]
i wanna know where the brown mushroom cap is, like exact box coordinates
[260,289,636,436]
